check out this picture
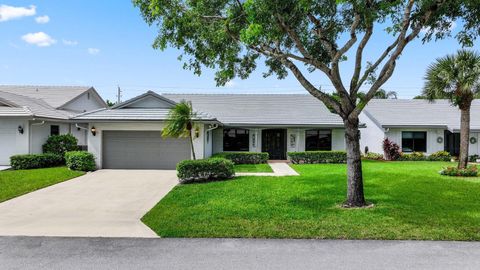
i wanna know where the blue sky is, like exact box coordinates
[1,1,478,101]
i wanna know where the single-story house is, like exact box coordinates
[2,85,478,169]
[360,99,480,156]
[73,91,346,169]
[0,85,107,165]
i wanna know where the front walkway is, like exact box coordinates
[0,166,10,171]
[236,162,299,177]
[0,170,178,238]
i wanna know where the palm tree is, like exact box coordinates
[374,89,398,99]
[423,50,480,169]
[163,100,198,160]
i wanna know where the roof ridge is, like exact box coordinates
[162,93,311,96]
[0,84,91,88]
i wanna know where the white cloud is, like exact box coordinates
[35,15,49,24]
[62,39,78,46]
[225,80,236,88]
[21,32,56,47]
[88,48,100,55]
[0,5,36,22]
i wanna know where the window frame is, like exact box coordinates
[223,128,250,152]
[305,129,332,151]
[401,131,427,152]
[50,125,60,136]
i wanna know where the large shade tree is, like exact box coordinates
[423,50,480,169]
[133,0,479,207]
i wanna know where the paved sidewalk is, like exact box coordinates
[236,162,299,177]
[1,237,480,270]
[0,170,178,238]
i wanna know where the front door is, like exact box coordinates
[262,129,287,160]
[444,130,460,156]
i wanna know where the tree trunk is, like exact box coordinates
[458,107,470,169]
[343,117,367,207]
[189,131,196,160]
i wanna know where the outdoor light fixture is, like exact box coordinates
[194,127,200,138]
[18,125,24,134]
[91,126,97,136]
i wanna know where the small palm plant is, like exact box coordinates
[423,50,480,169]
[163,100,197,160]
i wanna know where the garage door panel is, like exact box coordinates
[102,131,190,169]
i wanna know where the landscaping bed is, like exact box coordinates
[0,167,85,203]
[142,160,480,240]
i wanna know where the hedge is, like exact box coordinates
[65,151,96,171]
[10,153,64,170]
[363,152,384,160]
[427,151,451,161]
[42,134,78,157]
[288,151,347,164]
[177,158,235,184]
[398,152,426,161]
[212,152,269,164]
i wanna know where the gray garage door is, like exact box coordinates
[102,131,190,169]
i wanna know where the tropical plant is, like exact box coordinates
[383,138,401,161]
[163,100,198,160]
[374,89,398,99]
[133,0,480,207]
[423,50,480,169]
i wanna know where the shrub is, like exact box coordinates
[288,151,347,164]
[383,138,401,161]
[428,151,452,161]
[65,151,96,171]
[10,153,63,170]
[470,155,480,163]
[212,152,268,164]
[398,152,426,161]
[440,165,478,177]
[177,158,235,184]
[363,152,384,160]
[42,134,78,156]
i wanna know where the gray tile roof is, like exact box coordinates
[0,91,71,119]
[0,85,92,108]
[73,108,216,121]
[163,94,344,126]
[364,99,480,131]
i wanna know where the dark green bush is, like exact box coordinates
[440,165,478,177]
[398,152,426,161]
[363,152,384,160]
[427,151,452,161]
[470,155,480,162]
[65,151,96,171]
[212,152,268,164]
[10,153,64,170]
[288,151,347,164]
[177,158,235,184]
[42,134,78,156]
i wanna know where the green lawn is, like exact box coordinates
[0,167,85,203]
[142,161,480,240]
[234,163,273,173]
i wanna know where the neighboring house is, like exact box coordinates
[0,85,107,165]
[73,91,346,169]
[360,99,480,156]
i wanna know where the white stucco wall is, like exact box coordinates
[0,119,30,165]
[29,121,70,154]
[87,122,206,168]
[384,128,445,154]
[359,113,385,154]
[469,132,479,155]
[61,91,105,113]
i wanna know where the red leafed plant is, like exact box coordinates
[383,138,401,161]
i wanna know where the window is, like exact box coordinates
[50,125,60,136]
[223,128,249,151]
[305,129,332,151]
[402,131,427,152]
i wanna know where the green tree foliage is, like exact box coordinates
[133,0,479,207]
[423,50,480,169]
[163,100,198,160]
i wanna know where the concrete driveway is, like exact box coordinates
[0,170,178,238]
